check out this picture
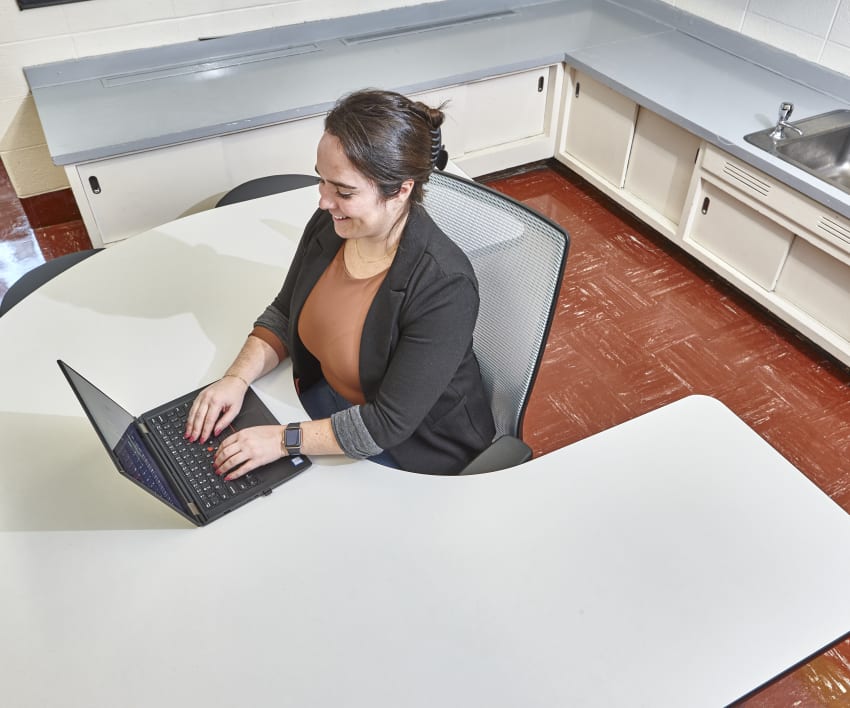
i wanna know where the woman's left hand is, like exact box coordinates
[214,425,284,480]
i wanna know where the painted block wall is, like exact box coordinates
[660,0,850,75]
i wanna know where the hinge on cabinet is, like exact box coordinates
[538,76,545,92]
[575,82,581,98]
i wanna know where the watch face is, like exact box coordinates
[285,427,301,447]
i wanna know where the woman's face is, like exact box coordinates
[315,132,410,243]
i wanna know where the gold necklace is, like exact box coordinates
[353,238,398,264]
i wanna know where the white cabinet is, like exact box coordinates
[624,109,702,231]
[553,63,850,366]
[776,239,850,341]
[555,70,697,239]
[68,115,326,247]
[71,67,563,246]
[685,180,794,290]
[464,68,553,153]
[678,144,850,367]
[69,140,230,247]
[558,69,637,187]
[412,65,564,178]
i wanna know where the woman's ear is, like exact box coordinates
[395,179,415,204]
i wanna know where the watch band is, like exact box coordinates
[283,422,302,456]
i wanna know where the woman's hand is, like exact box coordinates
[185,376,248,444]
[214,425,284,480]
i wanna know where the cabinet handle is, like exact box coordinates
[537,76,545,92]
[575,81,581,98]
[701,196,710,215]
[89,175,101,195]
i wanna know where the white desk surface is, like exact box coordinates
[2,188,850,706]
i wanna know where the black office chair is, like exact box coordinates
[422,171,570,474]
[215,174,320,208]
[0,249,104,316]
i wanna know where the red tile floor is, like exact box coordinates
[2,156,849,705]
[0,161,91,299]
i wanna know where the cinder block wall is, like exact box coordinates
[659,0,850,72]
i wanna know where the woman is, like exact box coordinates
[185,89,495,476]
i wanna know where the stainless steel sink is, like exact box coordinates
[744,109,850,194]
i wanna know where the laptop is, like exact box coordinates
[58,360,310,526]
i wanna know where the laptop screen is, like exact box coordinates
[60,362,134,449]
[58,361,186,511]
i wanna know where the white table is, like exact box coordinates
[2,187,850,707]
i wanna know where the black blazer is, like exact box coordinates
[266,204,496,474]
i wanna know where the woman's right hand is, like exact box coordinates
[185,375,249,444]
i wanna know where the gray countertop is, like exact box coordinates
[25,0,850,218]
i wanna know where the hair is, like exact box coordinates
[324,89,446,206]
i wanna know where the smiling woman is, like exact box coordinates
[185,88,495,477]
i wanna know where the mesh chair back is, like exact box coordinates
[423,171,568,439]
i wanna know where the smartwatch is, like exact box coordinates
[283,422,302,456]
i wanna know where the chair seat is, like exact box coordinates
[460,435,533,475]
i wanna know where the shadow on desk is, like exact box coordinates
[32,229,294,387]
[0,412,193,531]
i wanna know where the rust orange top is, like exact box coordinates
[297,246,389,404]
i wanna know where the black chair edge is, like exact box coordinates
[0,248,104,317]
[215,174,320,208]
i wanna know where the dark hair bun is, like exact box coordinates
[325,89,447,204]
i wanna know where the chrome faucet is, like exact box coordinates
[769,102,804,140]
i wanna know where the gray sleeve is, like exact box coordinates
[253,305,290,350]
[330,406,383,459]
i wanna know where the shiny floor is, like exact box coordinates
[0,163,91,299]
[2,157,849,705]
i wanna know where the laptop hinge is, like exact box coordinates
[187,501,200,516]
[138,420,150,435]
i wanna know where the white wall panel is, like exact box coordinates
[741,14,825,61]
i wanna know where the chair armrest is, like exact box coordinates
[459,435,533,475]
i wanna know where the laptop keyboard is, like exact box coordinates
[148,401,260,511]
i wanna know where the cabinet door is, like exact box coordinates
[562,70,637,187]
[76,139,230,245]
[685,180,794,290]
[776,238,850,340]
[625,108,701,225]
[221,114,326,186]
[464,68,549,153]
